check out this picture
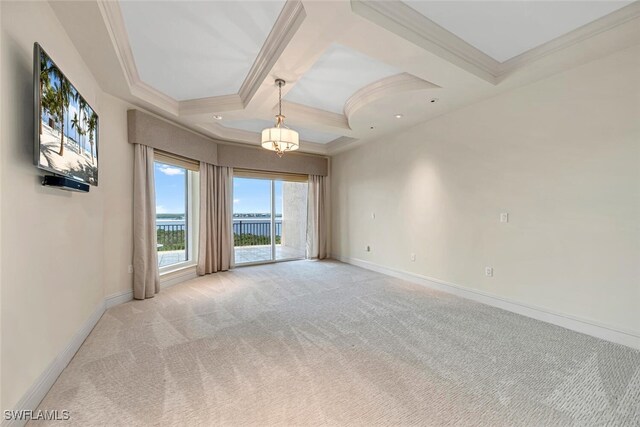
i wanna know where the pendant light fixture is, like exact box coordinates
[261,79,299,157]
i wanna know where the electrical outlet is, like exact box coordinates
[485,267,494,277]
[410,253,416,262]
[500,212,509,223]
[128,265,134,274]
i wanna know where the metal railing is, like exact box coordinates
[233,220,282,247]
[157,224,186,251]
[156,220,283,250]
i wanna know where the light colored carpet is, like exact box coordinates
[33,260,639,426]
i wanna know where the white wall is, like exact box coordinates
[0,0,4,412]
[0,1,133,411]
[100,93,134,298]
[331,44,640,337]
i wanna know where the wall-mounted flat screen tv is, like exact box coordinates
[34,43,98,185]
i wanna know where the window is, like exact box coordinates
[154,158,199,271]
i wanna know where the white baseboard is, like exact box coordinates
[332,255,640,350]
[105,289,133,308]
[104,267,197,307]
[2,301,106,427]
[160,266,197,289]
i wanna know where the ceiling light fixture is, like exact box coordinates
[261,79,299,157]
[213,114,223,120]
[395,114,403,119]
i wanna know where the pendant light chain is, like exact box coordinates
[278,80,282,119]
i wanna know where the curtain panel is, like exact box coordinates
[197,163,234,275]
[307,175,328,259]
[133,144,160,299]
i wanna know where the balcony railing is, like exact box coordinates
[156,220,283,251]
[157,224,186,251]
[233,220,282,246]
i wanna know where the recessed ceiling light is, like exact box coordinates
[430,98,439,103]
[213,114,223,120]
[394,114,403,119]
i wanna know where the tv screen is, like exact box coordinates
[34,43,98,186]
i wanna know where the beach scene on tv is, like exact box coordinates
[38,48,98,185]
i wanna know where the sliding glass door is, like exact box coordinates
[233,175,307,265]
[232,177,273,264]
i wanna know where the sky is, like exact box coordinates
[233,178,282,215]
[154,168,284,215]
[155,162,186,214]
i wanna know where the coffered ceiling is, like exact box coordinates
[405,1,632,62]
[50,0,640,155]
[119,1,286,100]
[284,44,401,114]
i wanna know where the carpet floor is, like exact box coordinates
[33,260,639,426]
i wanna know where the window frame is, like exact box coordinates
[154,158,199,274]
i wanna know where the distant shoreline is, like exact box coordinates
[157,216,284,226]
[157,214,283,221]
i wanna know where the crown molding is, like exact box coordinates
[200,122,261,145]
[128,81,179,115]
[351,0,500,84]
[98,0,330,154]
[344,72,439,120]
[275,73,439,138]
[351,0,640,85]
[325,136,360,155]
[498,1,640,77]
[238,0,307,106]
[97,0,136,87]
[98,1,179,115]
[178,94,244,116]
[281,101,351,131]
[179,0,306,116]
[99,0,306,117]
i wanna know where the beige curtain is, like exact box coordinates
[307,175,328,259]
[133,144,160,299]
[197,163,233,275]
